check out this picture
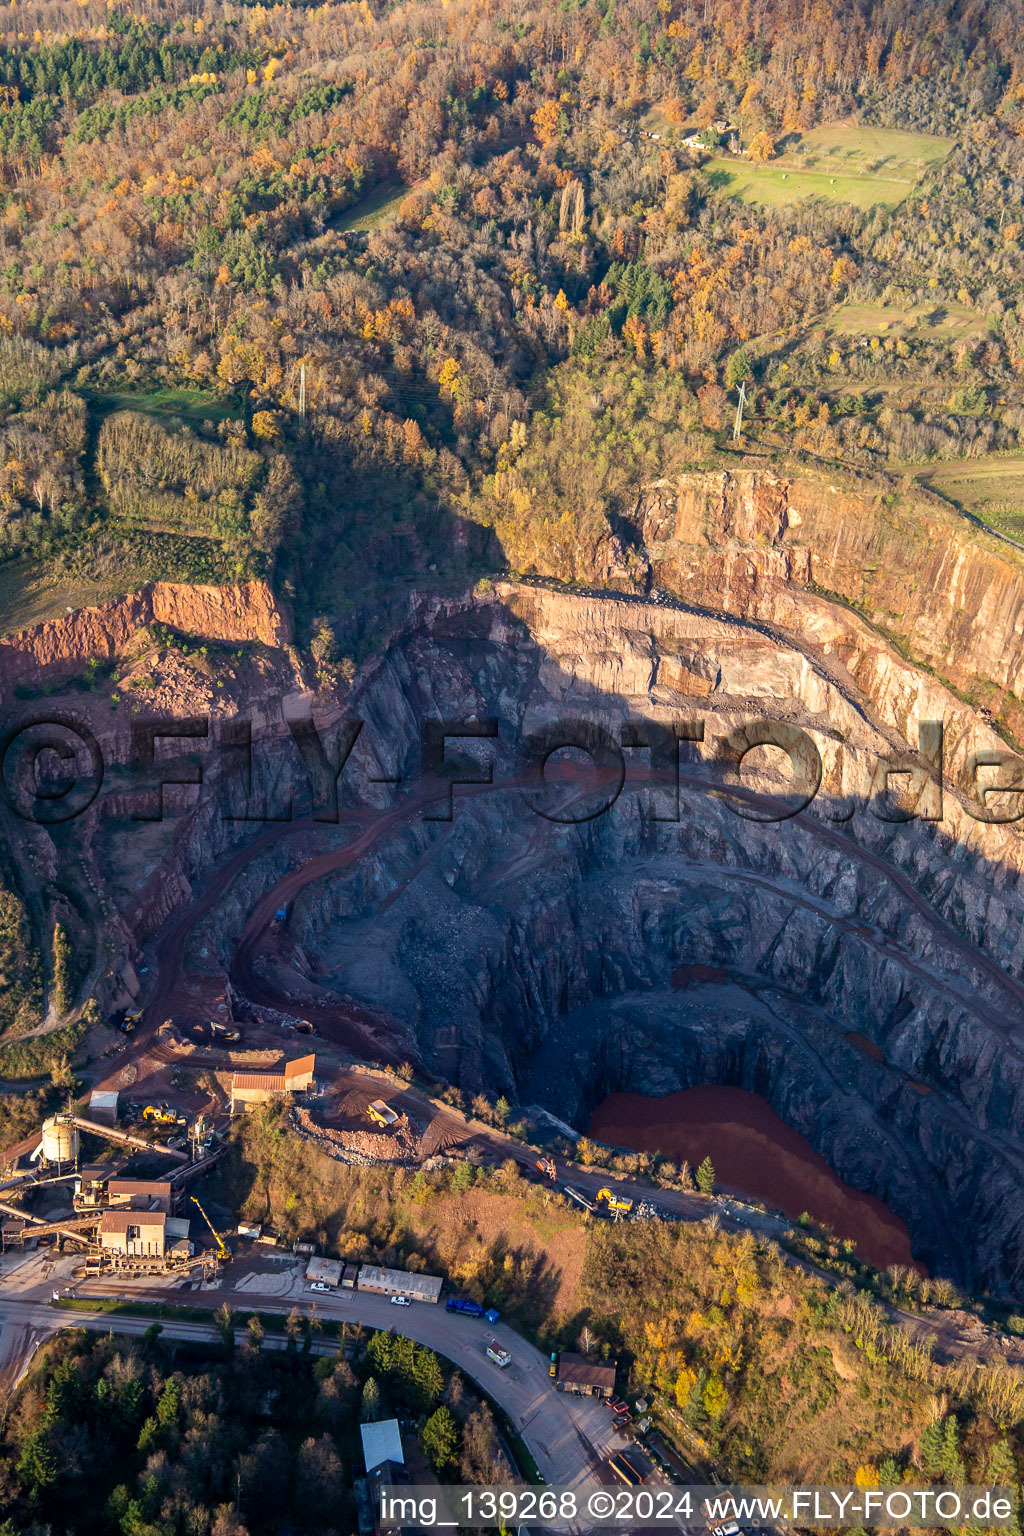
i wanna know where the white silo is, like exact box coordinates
[40,1116,79,1167]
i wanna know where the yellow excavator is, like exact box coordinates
[190,1195,231,1261]
[596,1187,634,1215]
[143,1103,186,1127]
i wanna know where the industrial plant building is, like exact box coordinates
[106,1179,174,1213]
[357,1265,442,1303]
[88,1090,119,1126]
[98,1209,193,1263]
[99,1210,168,1259]
[230,1055,317,1113]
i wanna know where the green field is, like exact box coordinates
[0,555,167,635]
[83,386,239,427]
[334,180,408,232]
[907,456,1024,539]
[708,122,952,210]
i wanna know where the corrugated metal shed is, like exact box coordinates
[88,1090,119,1126]
[360,1419,404,1474]
[100,1210,166,1233]
[107,1179,173,1212]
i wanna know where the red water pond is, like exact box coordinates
[588,1085,921,1272]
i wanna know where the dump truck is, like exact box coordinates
[272,907,288,926]
[281,1017,313,1035]
[485,1338,511,1367]
[446,1296,485,1317]
[596,1187,634,1215]
[367,1099,399,1127]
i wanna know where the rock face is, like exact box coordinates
[10,468,1024,1296]
[632,466,1024,701]
[0,580,289,690]
[239,581,1024,1295]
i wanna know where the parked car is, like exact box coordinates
[309,1282,331,1294]
[389,1294,412,1307]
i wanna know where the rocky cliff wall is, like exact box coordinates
[209,582,1024,1292]
[0,579,290,690]
[634,468,1024,703]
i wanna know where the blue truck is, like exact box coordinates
[446,1298,500,1324]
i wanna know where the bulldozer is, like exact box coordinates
[596,1187,634,1216]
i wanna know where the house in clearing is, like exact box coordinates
[230,1055,316,1114]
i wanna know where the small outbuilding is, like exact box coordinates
[306,1256,343,1286]
[88,1090,119,1126]
[555,1352,617,1399]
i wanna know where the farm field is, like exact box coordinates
[708,122,952,210]
[827,302,983,339]
[904,455,1024,539]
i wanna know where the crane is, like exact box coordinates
[190,1195,231,1261]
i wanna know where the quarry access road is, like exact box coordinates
[0,1288,623,1495]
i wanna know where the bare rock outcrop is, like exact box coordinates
[632,467,1024,703]
[0,579,289,691]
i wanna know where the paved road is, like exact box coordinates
[0,1275,625,1492]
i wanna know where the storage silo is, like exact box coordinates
[40,1116,79,1166]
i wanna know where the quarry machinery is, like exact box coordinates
[190,1195,231,1261]
[143,1104,187,1128]
[596,1187,634,1216]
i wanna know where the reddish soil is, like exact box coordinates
[589,1085,922,1272]
[671,963,730,988]
[846,1030,885,1063]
